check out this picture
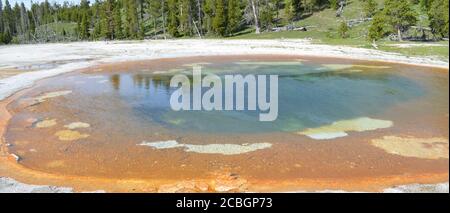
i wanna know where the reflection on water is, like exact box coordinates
[87,61,426,133]
[110,74,120,90]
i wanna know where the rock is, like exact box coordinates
[10,154,21,162]
[34,90,72,103]
[35,119,57,128]
[54,130,89,141]
[64,122,90,130]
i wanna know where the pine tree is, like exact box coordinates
[78,0,91,40]
[302,0,315,14]
[285,0,296,24]
[113,0,124,39]
[338,21,349,38]
[125,0,139,38]
[0,0,4,35]
[3,28,12,44]
[20,2,30,41]
[80,11,90,39]
[260,0,275,31]
[100,0,114,39]
[203,0,215,33]
[212,0,227,36]
[427,0,449,38]
[167,0,180,37]
[363,0,378,18]
[227,0,242,35]
[329,0,339,9]
[3,0,14,35]
[161,0,168,38]
[383,0,417,41]
[368,12,388,41]
[92,1,102,39]
[13,3,21,35]
[419,0,433,10]
[147,0,161,37]
[28,4,36,36]
[179,0,192,36]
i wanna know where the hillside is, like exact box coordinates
[232,0,449,61]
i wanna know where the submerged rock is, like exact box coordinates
[138,140,272,155]
[167,119,185,125]
[35,119,57,128]
[46,160,66,168]
[64,122,90,130]
[298,117,393,140]
[54,130,89,141]
[371,136,449,159]
[34,90,72,103]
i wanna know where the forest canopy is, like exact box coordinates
[0,0,448,44]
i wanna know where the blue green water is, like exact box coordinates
[96,61,424,133]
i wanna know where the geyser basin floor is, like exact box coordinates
[1,55,448,192]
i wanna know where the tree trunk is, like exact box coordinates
[161,0,166,39]
[153,18,157,37]
[250,0,260,34]
[397,27,402,41]
[197,0,202,36]
[193,20,202,38]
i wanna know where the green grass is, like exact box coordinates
[376,41,449,61]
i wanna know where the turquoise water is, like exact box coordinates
[84,61,424,133]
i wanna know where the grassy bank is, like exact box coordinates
[230,0,449,61]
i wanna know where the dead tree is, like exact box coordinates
[336,0,346,17]
[249,0,261,34]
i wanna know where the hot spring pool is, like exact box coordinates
[4,55,449,192]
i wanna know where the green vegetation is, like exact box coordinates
[0,0,448,59]
[338,21,349,38]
